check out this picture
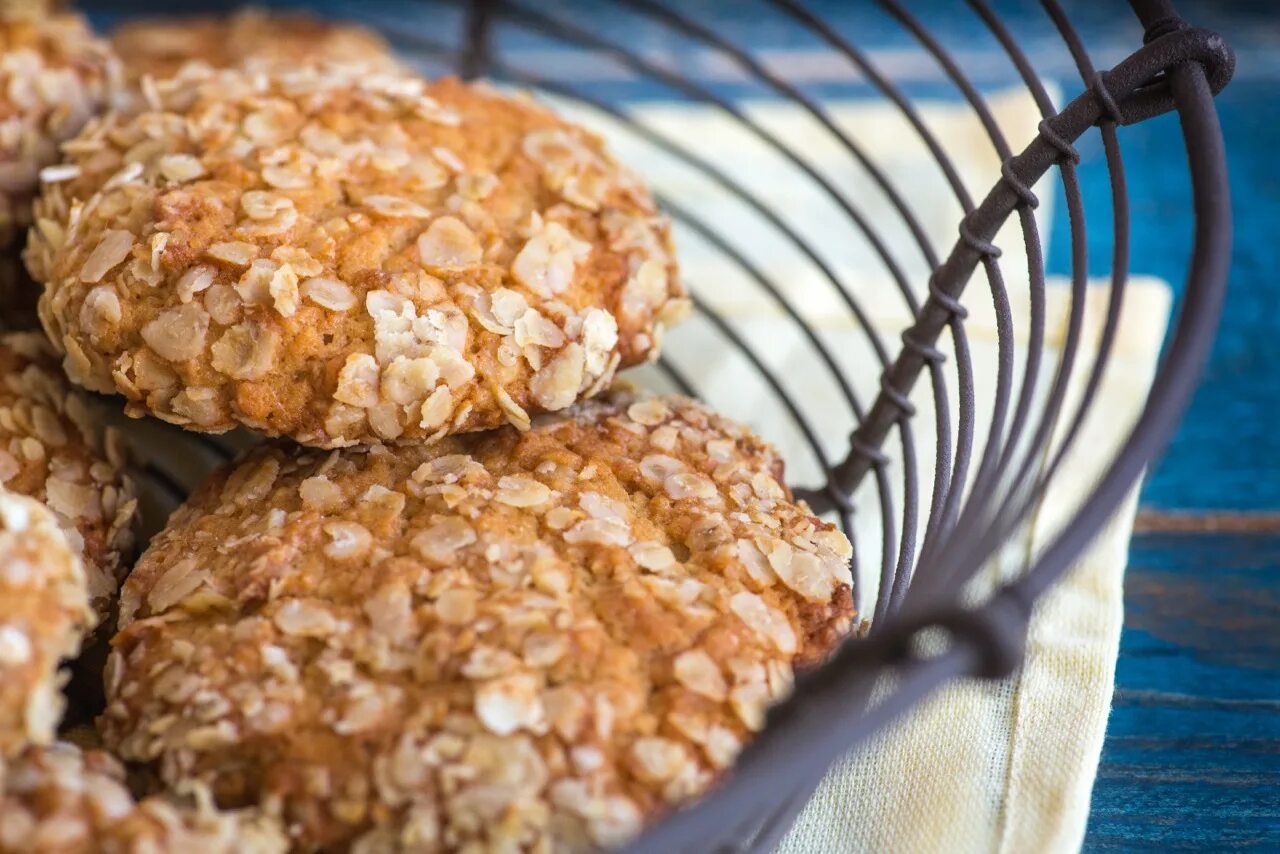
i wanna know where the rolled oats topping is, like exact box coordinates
[28,67,685,447]
[109,8,403,83]
[0,491,91,757]
[102,389,852,850]
[0,741,287,853]
[0,333,136,624]
[0,9,123,248]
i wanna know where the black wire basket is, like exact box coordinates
[87,0,1234,850]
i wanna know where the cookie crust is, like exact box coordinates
[101,390,852,849]
[0,10,122,247]
[0,741,287,853]
[0,491,91,757]
[0,332,136,622]
[28,67,686,448]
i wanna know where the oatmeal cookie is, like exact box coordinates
[27,66,686,448]
[101,390,853,850]
[0,741,287,853]
[0,491,91,757]
[0,7,122,247]
[110,8,402,83]
[0,331,136,622]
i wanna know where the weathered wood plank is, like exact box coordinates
[1135,512,1280,534]
[1085,532,1280,851]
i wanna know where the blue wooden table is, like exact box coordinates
[1067,3,1280,848]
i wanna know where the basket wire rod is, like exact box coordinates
[614,0,943,279]
[412,36,908,382]
[729,786,820,854]
[182,432,236,464]
[1134,0,1183,31]
[821,10,1229,527]
[377,29,875,573]
[880,8,1048,581]
[770,0,975,210]
[1009,54,1228,606]
[769,0,979,544]
[479,0,915,366]
[972,1,1134,540]
[656,195,866,419]
[964,1,1074,488]
[607,0,960,570]
[922,0,1140,600]
[913,25,1231,610]
[898,157,1083,599]
[458,0,495,80]
[924,4,1232,586]
[886,406,922,616]
[877,1,1037,571]
[1023,0,1132,497]
[139,462,186,505]
[912,2,1066,523]
[915,23,1105,601]
[686,291,890,608]
[890,0,1091,588]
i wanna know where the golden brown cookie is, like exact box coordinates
[0,332,136,623]
[101,390,853,850]
[27,66,687,448]
[0,741,287,853]
[0,8,123,248]
[110,8,402,83]
[0,490,90,757]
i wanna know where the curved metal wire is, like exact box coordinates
[962,0,1134,558]
[771,0,982,547]
[492,0,895,366]
[877,0,1043,582]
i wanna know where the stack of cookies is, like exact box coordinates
[0,5,856,851]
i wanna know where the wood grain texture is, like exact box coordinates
[1134,512,1280,534]
[1055,3,1280,848]
[1085,533,1280,851]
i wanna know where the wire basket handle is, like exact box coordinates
[822,15,1233,506]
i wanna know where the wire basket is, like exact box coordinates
[86,0,1234,850]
